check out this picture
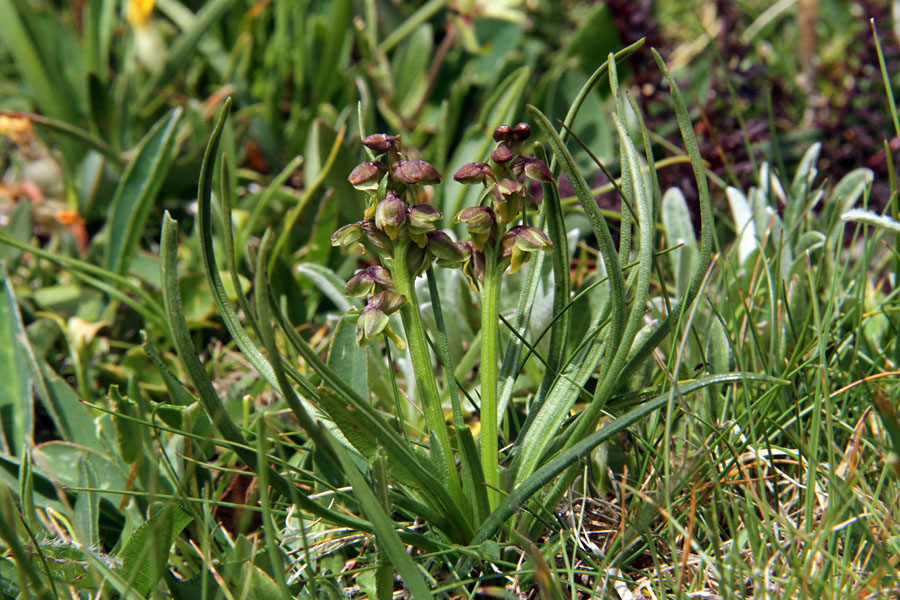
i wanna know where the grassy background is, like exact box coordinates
[1,0,899,597]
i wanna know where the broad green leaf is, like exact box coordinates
[0,267,32,456]
[327,315,368,399]
[74,456,100,549]
[331,441,434,599]
[0,0,73,121]
[662,187,699,298]
[105,108,183,276]
[162,213,383,539]
[109,387,143,465]
[31,442,126,507]
[296,263,360,313]
[118,503,193,597]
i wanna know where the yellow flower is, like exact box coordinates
[126,0,155,27]
[0,115,34,145]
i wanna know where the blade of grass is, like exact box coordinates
[105,108,183,276]
[331,440,434,598]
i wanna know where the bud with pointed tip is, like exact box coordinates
[491,144,513,164]
[348,161,386,190]
[392,160,442,185]
[501,225,553,273]
[493,178,524,223]
[427,230,466,267]
[453,162,494,185]
[362,133,398,153]
[357,304,389,346]
[361,219,393,255]
[454,206,497,251]
[407,203,442,247]
[346,265,394,296]
[375,192,407,239]
[523,157,553,182]
[407,204,441,233]
[331,221,364,247]
[370,290,406,314]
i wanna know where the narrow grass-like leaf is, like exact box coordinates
[271,298,474,542]
[74,455,100,549]
[535,143,570,401]
[0,266,32,456]
[105,108,183,276]
[331,440,434,599]
[0,485,55,600]
[195,99,283,393]
[0,1,73,121]
[618,50,715,377]
[514,105,626,485]
[468,373,785,549]
[160,213,382,537]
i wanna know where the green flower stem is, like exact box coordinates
[391,239,462,502]
[480,245,504,510]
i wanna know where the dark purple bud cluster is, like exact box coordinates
[334,132,473,346]
[452,122,552,227]
[447,121,554,286]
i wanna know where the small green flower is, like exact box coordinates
[331,221,364,248]
[501,225,553,273]
[454,206,497,251]
[346,265,394,297]
[407,203,442,247]
[375,192,407,240]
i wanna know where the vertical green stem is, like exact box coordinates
[480,247,503,510]
[391,239,461,500]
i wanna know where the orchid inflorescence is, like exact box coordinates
[332,125,554,347]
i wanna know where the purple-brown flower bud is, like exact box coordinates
[346,265,394,297]
[407,242,433,277]
[348,161,386,190]
[491,144,513,163]
[427,230,466,267]
[361,219,393,254]
[493,124,512,142]
[512,156,554,182]
[392,159,442,185]
[331,221,364,247]
[407,204,442,232]
[357,305,389,345]
[362,133,398,153]
[454,206,497,251]
[453,162,494,184]
[369,290,406,314]
[511,122,531,144]
[375,192,407,239]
